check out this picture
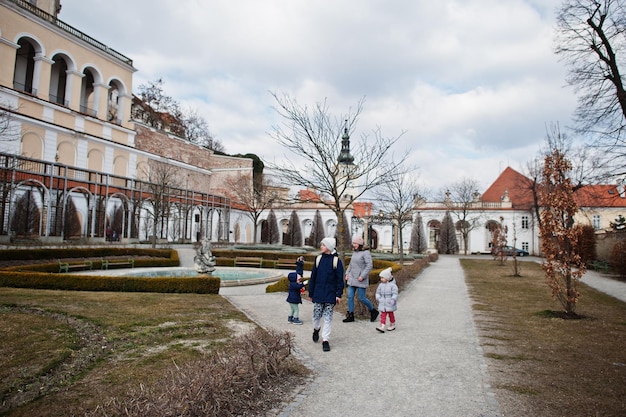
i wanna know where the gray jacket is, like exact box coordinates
[375,279,398,312]
[345,249,373,289]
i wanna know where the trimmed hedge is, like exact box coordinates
[0,271,220,293]
[0,248,220,293]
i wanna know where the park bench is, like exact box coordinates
[58,259,93,273]
[101,258,135,270]
[275,258,300,269]
[234,257,263,268]
[591,260,610,273]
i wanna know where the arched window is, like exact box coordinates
[13,38,37,94]
[49,54,69,106]
[107,80,122,124]
[80,68,96,116]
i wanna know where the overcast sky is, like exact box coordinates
[59,0,577,196]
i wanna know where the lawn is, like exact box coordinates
[463,258,626,417]
[0,288,297,416]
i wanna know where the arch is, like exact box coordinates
[136,161,150,181]
[107,78,127,124]
[64,186,93,240]
[87,148,104,172]
[427,219,441,250]
[13,36,41,94]
[79,66,102,116]
[49,52,71,106]
[113,155,128,177]
[20,131,44,159]
[57,141,77,166]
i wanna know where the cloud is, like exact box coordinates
[59,0,576,193]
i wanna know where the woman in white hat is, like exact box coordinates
[343,235,378,323]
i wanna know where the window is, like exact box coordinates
[521,215,529,229]
[592,214,601,229]
[522,242,529,251]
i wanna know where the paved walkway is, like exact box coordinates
[220,256,500,417]
[176,247,626,416]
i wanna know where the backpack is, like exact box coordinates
[315,254,339,270]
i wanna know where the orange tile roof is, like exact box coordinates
[352,201,373,217]
[481,166,536,209]
[574,184,626,208]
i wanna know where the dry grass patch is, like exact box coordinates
[0,287,307,416]
[462,259,626,417]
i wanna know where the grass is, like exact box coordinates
[462,258,626,417]
[0,288,267,416]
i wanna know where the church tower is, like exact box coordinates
[337,121,357,203]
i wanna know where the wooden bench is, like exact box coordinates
[275,258,298,269]
[234,257,263,268]
[101,258,135,270]
[591,260,610,273]
[58,259,93,273]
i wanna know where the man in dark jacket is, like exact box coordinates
[309,237,344,352]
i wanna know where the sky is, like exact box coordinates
[58,0,577,196]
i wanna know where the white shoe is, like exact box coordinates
[376,324,385,333]
[387,323,396,331]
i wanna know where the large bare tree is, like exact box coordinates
[140,162,181,248]
[555,0,626,179]
[441,177,483,255]
[225,174,278,243]
[268,92,408,260]
[372,169,422,263]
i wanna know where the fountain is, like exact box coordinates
[80,240,283,286]
[194,238,216,274]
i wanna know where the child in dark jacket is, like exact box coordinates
[286,271,307,325]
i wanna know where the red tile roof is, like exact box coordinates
[481,166,536,209]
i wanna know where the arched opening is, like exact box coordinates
[107,80,122,124]
[13,38,37,94]
[80,68,96,116]
[427,220,441,250]
[49,54,69,106]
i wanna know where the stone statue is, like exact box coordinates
[194,238,216,274]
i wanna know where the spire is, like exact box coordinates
[337,120,354,165]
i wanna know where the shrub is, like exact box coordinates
[610,239,626,278]
[88,328,308,417]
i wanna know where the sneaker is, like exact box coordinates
[322,340,330,352]
[312,328,320,342]
[292,317,303,325]
[376,325,385,333]
[387,323,396,331]
[287,315,293,323]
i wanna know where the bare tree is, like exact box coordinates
[555,0,626,179]
[268,92,408,260]
[0,100,20,142]
[140,162,181,248]
[182,107,224,152]
[441,177,483,255]
[539,135,586,316]
[225,174,277,243]
[373,169,422,262]
[491,217,508,265]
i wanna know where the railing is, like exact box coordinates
[9,0,133,66]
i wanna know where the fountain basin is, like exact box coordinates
[80,267,284,287]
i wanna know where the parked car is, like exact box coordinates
[492,246,529,257]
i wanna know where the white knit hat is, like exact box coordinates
[379,267,393,280]
[320,237,336,252]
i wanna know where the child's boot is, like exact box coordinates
[387,323,396,331]
[292,317,303,325]
[376,324,385,333]
[287,315,293,323]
